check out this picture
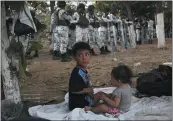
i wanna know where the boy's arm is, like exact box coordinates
[72,72,94,94]
[69,69,85,93]
[72,81,94,94]
[72,71,94,95]
[72,87,93,94]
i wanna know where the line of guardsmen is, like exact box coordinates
[50,1,155,62]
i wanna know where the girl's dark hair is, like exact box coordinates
[111,65,133,83]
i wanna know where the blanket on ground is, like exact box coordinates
[28,87,172,120]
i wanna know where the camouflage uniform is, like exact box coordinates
[66,10,76,54]
[122,19,130,49]
[98,21,108,47]
[53,8,71,54]
[108,13,118,52]
[18,36,30,55]
[126,20,136,48]
[67,29,76,50]
[141,19,148,44]
[50,12,60,52]
[52,2,72,62]
[118,19,126,49]
[135,21,141,44]
[72,12,89,43]
[147,19,154,43]
[86,13,103,50]
[101,14,112,52]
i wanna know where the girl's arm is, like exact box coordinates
[101,94,120,108]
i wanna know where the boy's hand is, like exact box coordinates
[72,88,93,94]
[100,93,107,101]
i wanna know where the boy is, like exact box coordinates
[68,42,94,111]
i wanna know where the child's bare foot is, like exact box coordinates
[84,106,92,112]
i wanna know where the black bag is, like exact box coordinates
[136,65,172,97]
[78,14,89,28]
[100,21,107,27]
[55,9,69,26]
[14,19,35,36]
[69,23,76,30]
[32,16,46,31]
[14,8,35,36]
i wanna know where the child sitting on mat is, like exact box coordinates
[85,65,133,115]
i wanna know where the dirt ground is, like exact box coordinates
[20,39,172,104]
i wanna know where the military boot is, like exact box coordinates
[91,49,97,56]
[105,46,111,54]
[100,46,107,55]
[52,50,60,60]
[33,50,39,57]
[61,53,72,62]
[67,49,72,59]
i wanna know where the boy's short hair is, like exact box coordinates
[72,42,91,56]
[111,65,133,83]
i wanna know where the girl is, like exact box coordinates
[85,65,133,115]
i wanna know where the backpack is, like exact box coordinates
[55,9,69,26]
[78,13,89,28]
[32,16,46,31]
[136,65,172,97]
[14,7,35,36]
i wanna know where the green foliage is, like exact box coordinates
[28,1,49,13]
[65,1,77,15]
[28,41,43,51]
[94,1,172,22]
[131,1,157,19]
[44,15,50,27]
[5,1,24,12]
[6,37,23,58]
[94,1,115,13]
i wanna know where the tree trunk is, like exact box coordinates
[1,1,21,104]
[156,13,166,48]
[50,1,55,15]
[156,1,166,48]
[122,1,133,21]
[122,2,136,48]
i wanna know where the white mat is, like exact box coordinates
[28,87,172,120]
